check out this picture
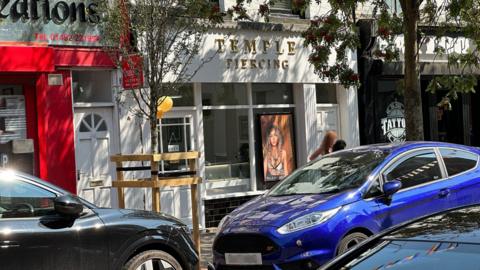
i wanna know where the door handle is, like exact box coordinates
[0,240,19,248]
[439,188,451,198]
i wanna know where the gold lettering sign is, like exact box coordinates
[215,38,296,70]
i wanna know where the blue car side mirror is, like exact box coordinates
[383,180,402,200]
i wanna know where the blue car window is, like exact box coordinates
[0,178,56,219]
[341,240,480,270]
[268,150,387,196]
[385,151,442,189]
[440,148,478,177]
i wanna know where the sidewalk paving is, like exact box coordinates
[199,228,216,269]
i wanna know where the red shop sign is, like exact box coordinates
[121,54,144,89]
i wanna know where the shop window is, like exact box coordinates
[72,71,112,103]
[202,84,248,106]
[316,84,337,103]
[203,109,250,181]
[253,107,295,190]
[252,84,293,105]
[0,85,26,144]
[170,84,194,107]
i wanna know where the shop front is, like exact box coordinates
[357,20,480,146]
[0,0,115,195]
[125,25,362,228]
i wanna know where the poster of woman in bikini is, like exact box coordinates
[261,114,296,182]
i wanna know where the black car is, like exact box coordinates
[0,170,197,270]
[319,203,480,270]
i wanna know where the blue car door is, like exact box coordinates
[438,148,480,207]
[370,148,451,230]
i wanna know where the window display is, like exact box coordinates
[0,85,26,144]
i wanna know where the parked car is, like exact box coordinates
[320,203,480,270]
[212,142,480,270]
[0,170,197,270]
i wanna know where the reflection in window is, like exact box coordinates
[343,240,479,270]
[252,84,293,104]
[316,83,337,104]
[0,85,26,144]
[440,149,478,176]
[203,109,250,181]
[385,151,442,189]
[202,84,248,106]
[0,178,56,218]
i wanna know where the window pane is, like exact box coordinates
[440,149,478,176]
[0,85,27,144]
[171,84,194,107]
[203,109,250,181]
[386,151,442,189]
[252,84,293,104]
[202,84,248,106]
[72,71,112,103]
[316,83,337,103]
[0,179,56,218]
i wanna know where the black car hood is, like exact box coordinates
[94,208,186,229]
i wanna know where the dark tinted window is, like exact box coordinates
[440,149,478,176]
[340,240,480,270]
[0,177,56,218]
[385,150,442,189]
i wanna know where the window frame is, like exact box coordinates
[439,147,480,178]
[378,147,448,193]
[200,83,296,196]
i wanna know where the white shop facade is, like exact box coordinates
[117,24,361,228]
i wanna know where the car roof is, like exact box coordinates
[386,204,480,244]
[347,141,478,154]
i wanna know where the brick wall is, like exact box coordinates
[204,195,259,228]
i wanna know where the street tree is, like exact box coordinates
[99,0,222,153]
[231,0,480,140]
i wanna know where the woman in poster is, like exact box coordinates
[264,125,289,181]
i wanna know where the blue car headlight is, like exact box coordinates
[277,207,342,234]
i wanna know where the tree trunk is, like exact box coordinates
[403,1,424,141]
[150,115,159,154]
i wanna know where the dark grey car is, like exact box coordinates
[0,170,197,270]
[320,203,480,270]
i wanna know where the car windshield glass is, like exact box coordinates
[268,150,387,196]
[340,240,480,270]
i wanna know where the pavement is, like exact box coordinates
[199,228,216,269]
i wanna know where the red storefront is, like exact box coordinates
[0,0,114,193]
[0,46,113,193]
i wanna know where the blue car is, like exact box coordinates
[212,142,480,270]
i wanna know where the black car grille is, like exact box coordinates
[217,266,274,270]
[214,234,279,254]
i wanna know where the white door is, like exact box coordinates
[74,108,116,207]
[158,114,195,225]
[317,105,340,143]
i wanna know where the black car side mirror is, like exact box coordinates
[54,195,83,217]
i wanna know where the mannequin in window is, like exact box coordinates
[264,125,289,182]
[309,130,337,160]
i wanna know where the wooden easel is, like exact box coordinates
[110,152,202,265]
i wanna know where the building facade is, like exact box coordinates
[0,0,361,229]
[0,0,119,202]
[117,3,361,228]
[357,18,480,147]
